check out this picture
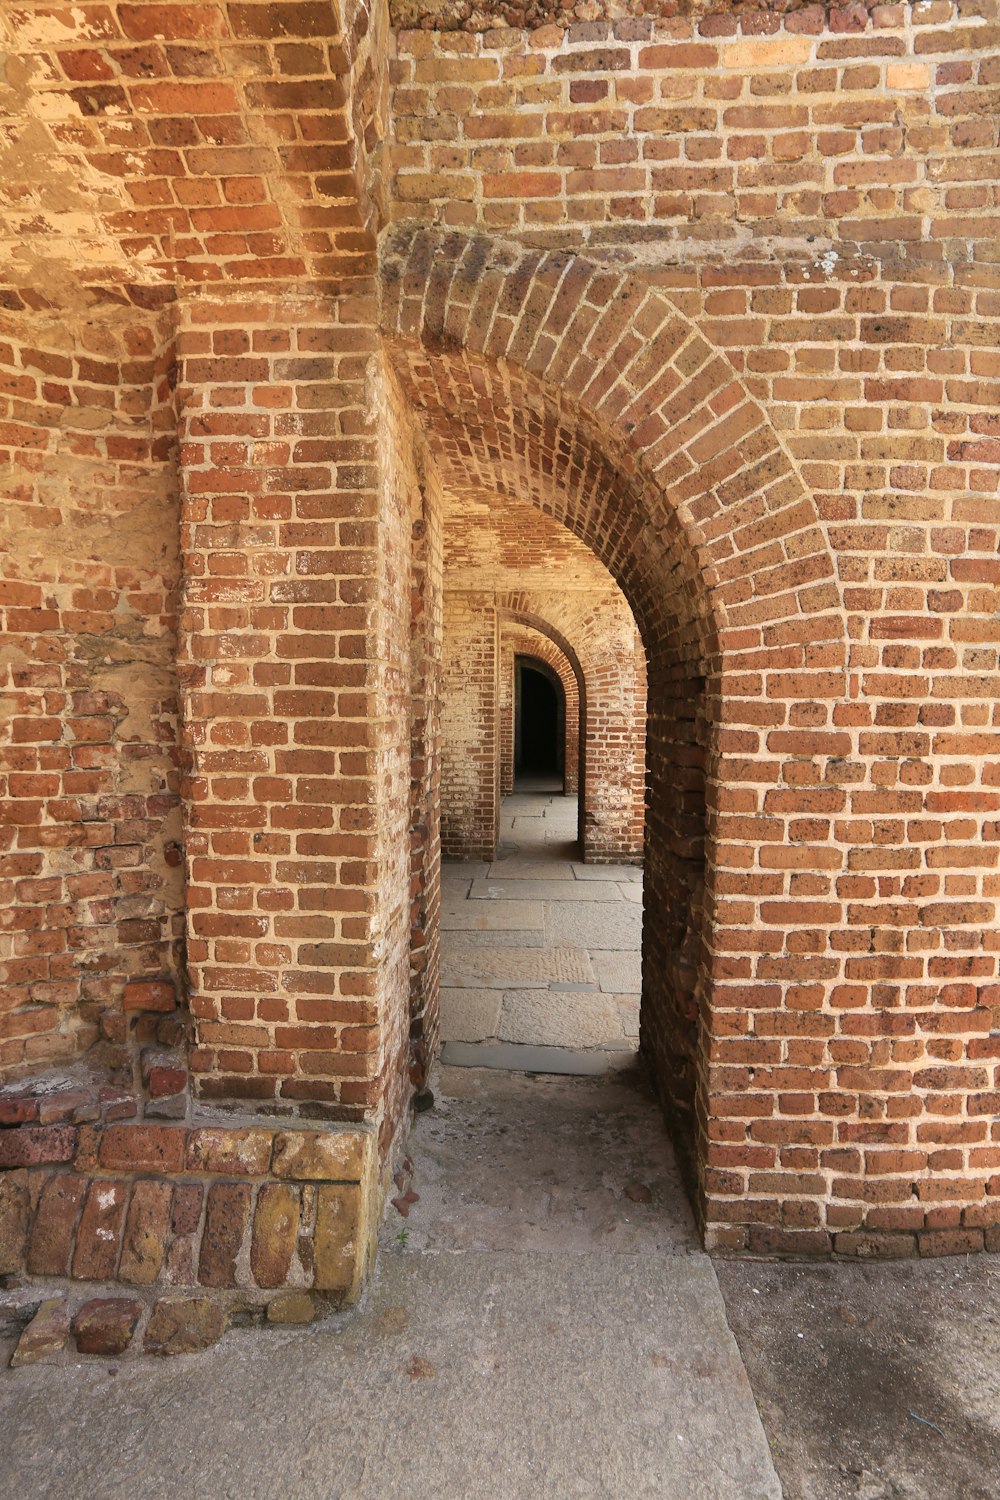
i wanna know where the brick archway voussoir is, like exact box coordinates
[380,223,845,660]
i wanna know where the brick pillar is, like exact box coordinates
[440,593,499,860]
[405,460,444,1087]
[499,636,515,798]
[176,289,410,1126]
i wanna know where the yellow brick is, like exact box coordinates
[719,36,814,69]
[887,62,932,91]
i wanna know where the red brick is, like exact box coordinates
[99,1126,187,1174]
[72,1179,129,1280]
[0,1125,76,1168]
[198,1182,252,1287]
[27,1175,88,1277]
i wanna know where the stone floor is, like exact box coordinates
[441,789,642,1070]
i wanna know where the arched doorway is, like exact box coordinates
[514,655,565,789]
[382,225,847,1249]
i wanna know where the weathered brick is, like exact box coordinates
[198,1183,252,1287]
[0,1126,76,1169]
[10,1298,69,1368]
[250,1184,301,1287]
[270,1129,368,1182]
[119,1180,172,1284]
[71,1179,129,1280]
[171,1183,205,1236]
[145,1297,225,1356]
[72,1298,143,1356]
[314,1184,364,1294]
[0,1173,30,1274]
[186,1128,274,1176]
[99,1126,187,1174]
[27,1175,88,1277]
[123,981,177,1013]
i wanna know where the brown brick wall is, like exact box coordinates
[0,299,185,1080]
[387,7,998,260]
[380,208,1000,1255]
[0,1114,377,1303]
[175,289,398,1124]
[0,0,383,295]
[441,592,500,858]
[3,0,1000,1274]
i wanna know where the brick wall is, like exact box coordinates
[0,1109,376,1306]
[0,297,185,1083]
[380,193,1000,1257]
[0,0,383,295]
[3,0,1000,1276]
[405,427,445,1089]
[175,289,400,1126]
[387,4,997,262]
[440,592,499,858]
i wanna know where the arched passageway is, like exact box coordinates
[515,656,564,787]
[501,624,581,801]
[382,225,847,1245]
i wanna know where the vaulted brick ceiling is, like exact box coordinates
[0,0,382,302]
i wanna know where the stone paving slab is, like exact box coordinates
[498,990,627,1049]
[442,946,596,990]
[487,861,576,879]
[546,904,642,952]
[439,988,503,1043]
[572,863,642,882]
[614,995,641,1038]
[470,879,625,903]
[592,951,643,995]
[441,1041,625,1076]
[439,928,546,949]
[442,900,545,931]
[618,883,643,904]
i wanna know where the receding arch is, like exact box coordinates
[514,654,565,784]
[496,598,646,864]
[381,224,849,1239]
[500,617,584,800]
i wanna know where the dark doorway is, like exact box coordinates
[515,657,565,788]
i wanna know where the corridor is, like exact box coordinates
[440,790,642,1070]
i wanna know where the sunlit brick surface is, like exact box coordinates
[3,0,1000,1275]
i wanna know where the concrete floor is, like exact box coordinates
[441,790,642,1067]
[719,1256,1000,1500]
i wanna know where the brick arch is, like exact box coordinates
[496,598,646,864]
[380,226,845,659]
[500,620,582,801]
[380,225,850,1244]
